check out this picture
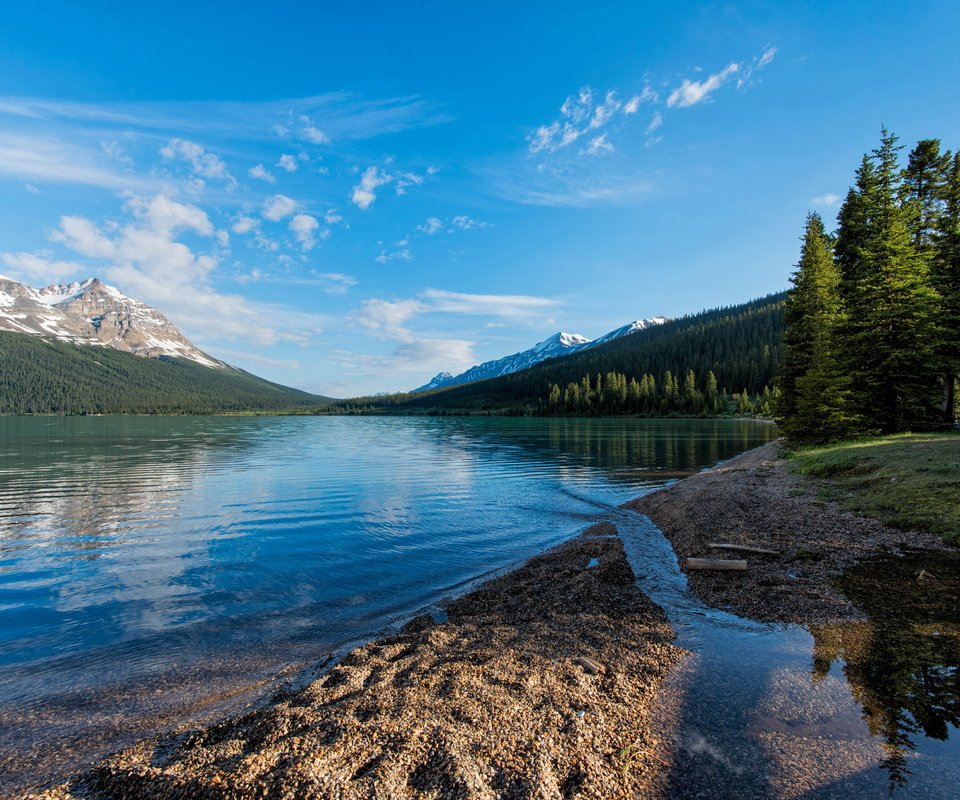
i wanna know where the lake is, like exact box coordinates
[0,416,775,792]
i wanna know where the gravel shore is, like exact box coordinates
[628,440,949,623]
[29,525,683,800]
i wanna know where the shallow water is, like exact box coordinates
[617,512,960,798]
[0,415,773,793]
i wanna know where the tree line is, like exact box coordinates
[0,332,325,414]
[545,369,773,417]
[333,294,785,416]
[779,129,960,442]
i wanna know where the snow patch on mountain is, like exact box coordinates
[412,318,667,393]
[0,276,226,369]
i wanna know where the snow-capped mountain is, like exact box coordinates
[413,318,667,393]
[0,275,225,369]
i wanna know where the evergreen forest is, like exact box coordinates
[0,331,328,414]
[778,130,960,442]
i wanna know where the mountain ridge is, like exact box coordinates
[413,317,668,392]
[0,275,225,369]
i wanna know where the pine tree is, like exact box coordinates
[901,139,950,253]
[934,151,960,420]
[779,212,846,438]
[836,129,942,431]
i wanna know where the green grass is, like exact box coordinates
[787,433,960,545]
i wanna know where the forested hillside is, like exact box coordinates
[335,293,785,415]
[0,331,329,414]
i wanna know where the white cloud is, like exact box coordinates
[159,138,235,184]
[263,194,298,221]
[324,209,344,225]
[667,62,740,108]
[248,163,276,183]
[0,251,87,281]
[302,126,330,144]
[320,272,357,295]
[529,85,651,155]
[393,338,476,373]
[46,193,320,346]
[289,213,320,250]
[356,298,427,341]
[276,153,298,172]
[351,166,393,210]
[812,192,841,207]
[24,183,40,194]
[232,215,259,234]
[376,248,413,264]
[124,193,214,237]
[582,133,614,156]
[624,86,658,114]
[588,91,622,129]
[758,46,777,68]
[645,111,663,134]
[418,217,444,235]
[450,215,489,230]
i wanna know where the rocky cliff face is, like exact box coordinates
[0,275,225,368]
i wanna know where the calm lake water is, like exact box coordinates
[0,416,774,792]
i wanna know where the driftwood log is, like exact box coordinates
[684,558,748,571]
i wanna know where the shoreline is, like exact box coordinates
[29,527,683,800]
[628,440,950,624]
[24,439,952,798]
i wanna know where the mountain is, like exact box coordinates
[412,319,667,392]
[0,276,224,368]
[0,331,330,414]
[0,274,333,414]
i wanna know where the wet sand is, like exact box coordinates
[628,440,950,623]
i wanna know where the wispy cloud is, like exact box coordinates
[416,215,490,235]
[668,47,777,108]
[581,133,614,156]
[0,132,154,189]
[0,93,445,142]
[667,63,740,108]
[811,192,840,207]
[0,251,88,281]
[421,288,559,318]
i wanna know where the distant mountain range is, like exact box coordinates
[414,318,668,392]
[0,275,224,368]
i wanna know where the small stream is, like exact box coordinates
[615,508,960,799]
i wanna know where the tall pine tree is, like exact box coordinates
[835,129,941,432]
[779,212,850,439]
[934,151,960,420]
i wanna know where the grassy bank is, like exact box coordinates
[787,432,960,545]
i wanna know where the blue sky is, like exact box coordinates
[1,2,958,397]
